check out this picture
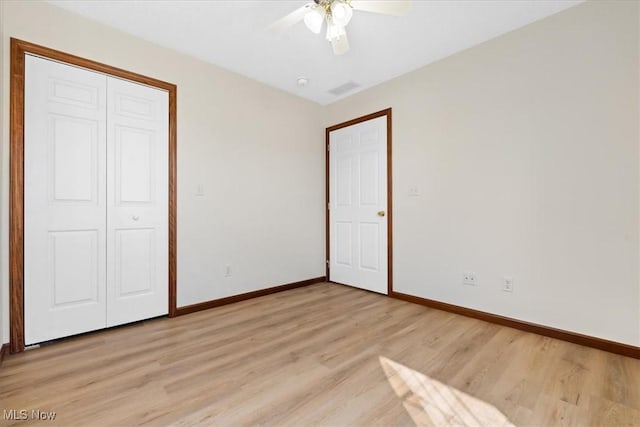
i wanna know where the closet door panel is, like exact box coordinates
[106,77,169,327]
[24,55,108,344]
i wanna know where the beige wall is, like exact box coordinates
[0,1,326,343]
[325,0,640,345]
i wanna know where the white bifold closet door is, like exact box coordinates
[24,55,168,345]
[106,75,168,327]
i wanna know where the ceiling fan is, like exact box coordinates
[268,0,411,55]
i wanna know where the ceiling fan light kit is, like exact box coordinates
[303,6,326,34]
[325,17,347,42]
[303,1,351,43]
[330,1,353,27]
[269,0,411,55]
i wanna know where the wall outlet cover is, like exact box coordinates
[463,272,477,286]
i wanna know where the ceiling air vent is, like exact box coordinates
[328,81,360,96]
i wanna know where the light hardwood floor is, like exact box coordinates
[1,283,638,426]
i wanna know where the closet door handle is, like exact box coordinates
[132,215,140,221]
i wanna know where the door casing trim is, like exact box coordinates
[325,108,393,295]
[9,38,178,353]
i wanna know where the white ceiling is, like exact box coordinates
[48,0,583,105]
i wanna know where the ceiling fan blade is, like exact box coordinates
[332,32,350,55]
[267,3,312,34]
[349,0,411,16]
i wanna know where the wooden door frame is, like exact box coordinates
[325,108,393,294]
[9,38,178,353]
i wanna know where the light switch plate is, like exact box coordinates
[408,185,421,197]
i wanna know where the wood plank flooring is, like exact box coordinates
[0,283,638,426]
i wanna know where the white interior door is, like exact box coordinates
[329,115,388,294]
[24,55,108,344]
[106,77,169,326]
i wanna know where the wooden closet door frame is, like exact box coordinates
[9,38,178,353]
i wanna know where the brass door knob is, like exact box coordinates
[377,211,386,217]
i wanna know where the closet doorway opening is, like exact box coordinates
[9,39,177,353]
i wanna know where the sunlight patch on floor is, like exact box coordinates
[379,356,515,427]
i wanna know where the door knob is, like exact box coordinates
[377,211,385,217]
[132,215,140,221]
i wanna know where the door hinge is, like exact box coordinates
[326,260,330,268]
[327,145,330,152]
[327,202,330,210]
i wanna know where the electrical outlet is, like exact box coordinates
[408,185,421,197]
[503,276,514,292]
[224,265,232,277]
[463,272,477,286]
